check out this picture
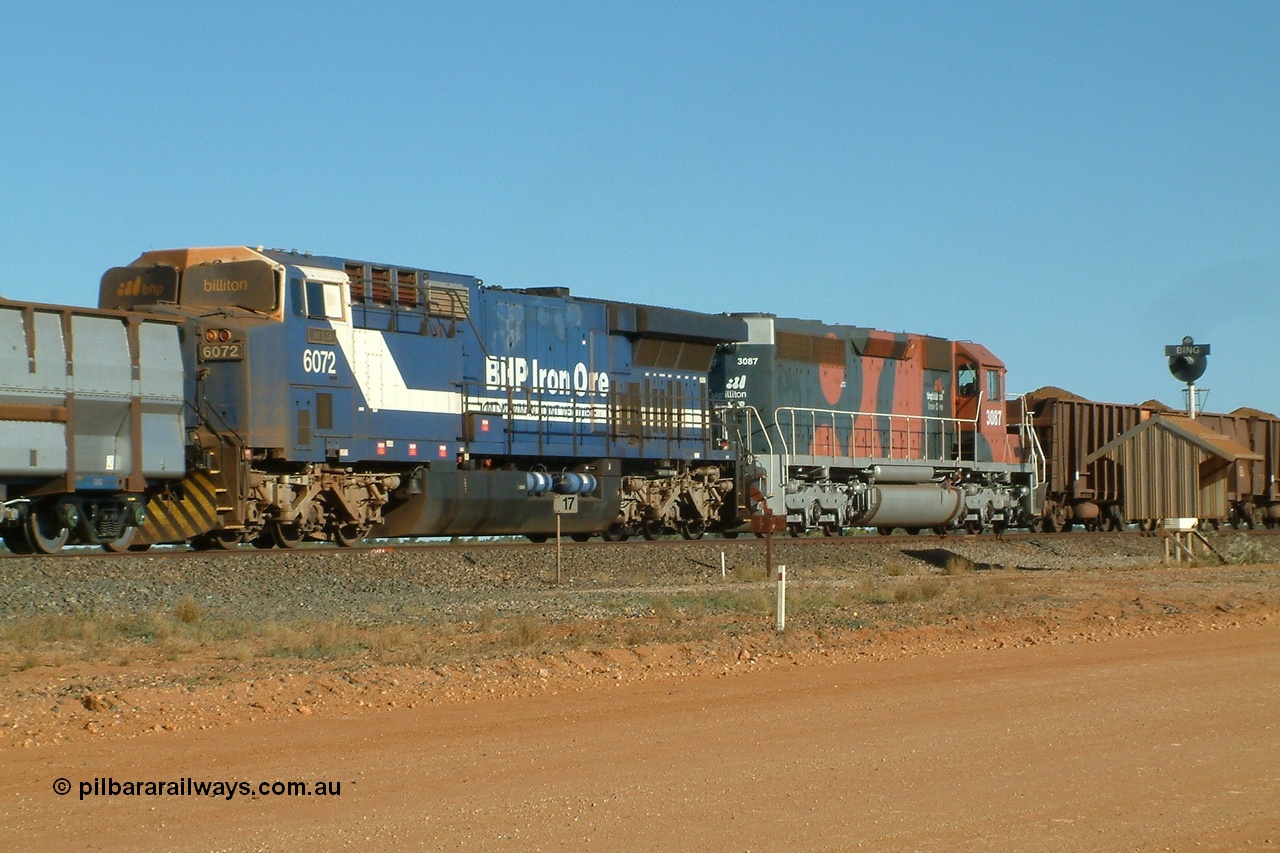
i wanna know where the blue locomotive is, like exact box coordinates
[97,246,746,548]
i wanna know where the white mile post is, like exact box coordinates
[775,564,786,633]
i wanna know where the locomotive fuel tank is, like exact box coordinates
[857,483,965,528]
[376,462,619,538]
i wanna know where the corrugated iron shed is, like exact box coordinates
[1082,416,1262,522]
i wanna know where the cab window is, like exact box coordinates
[305,280,346,320]
[957,364,977,397]
[985,369,1002,402]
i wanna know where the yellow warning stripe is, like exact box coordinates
[135,470,220,545]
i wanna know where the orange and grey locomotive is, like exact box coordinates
[711,315,1043,536]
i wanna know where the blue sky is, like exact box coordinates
[3,1,1277,413]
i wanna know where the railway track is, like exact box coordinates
[5,524,1276,562]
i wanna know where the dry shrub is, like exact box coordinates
[504,614,543,649]
[856,579,893,604]
[958,577,1015,610]
[893,577,945,603]
[174,596,202,624]
[884,560,910,577]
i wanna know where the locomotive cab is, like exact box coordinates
[953,342,1016,465]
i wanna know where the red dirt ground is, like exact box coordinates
[2,591,1278,851]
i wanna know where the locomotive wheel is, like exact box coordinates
[600,523,628,542]
[270,522,303,549]
[787,523,804,538]
[679,519,706,541]
[2,528,34,555]
[641,519,663,541]
[333,524,369,548]
[26,510,69,555]
[820,522,841,537]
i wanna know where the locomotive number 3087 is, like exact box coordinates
[302,348,338,375]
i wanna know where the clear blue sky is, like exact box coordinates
[3,1,1277,413]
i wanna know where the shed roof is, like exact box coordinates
[1083,415,1263,465]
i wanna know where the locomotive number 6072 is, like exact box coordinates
[302,348,338,375]
[198,342,243,361]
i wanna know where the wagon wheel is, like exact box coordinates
[820,522,841,537]
[787,522,804,538]
[333,524,370,548]
[640,518,663,541]
[270,521,303,549]
[876,527,894,536]
[26,509,70,555]
[191,529,243,550]
[250,531,276,549]
[2,528,34,555]
[526,533,549,543]
[721,530,740,540]
[570,532,592,543]
[1040,503,1068,533]
[679,518,707,541]
[101,527,151,553]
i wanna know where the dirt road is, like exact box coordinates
[3,621,1277,851]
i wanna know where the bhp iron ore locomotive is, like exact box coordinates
[1,245,1043,553]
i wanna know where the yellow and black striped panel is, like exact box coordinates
[135,470,221,545]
